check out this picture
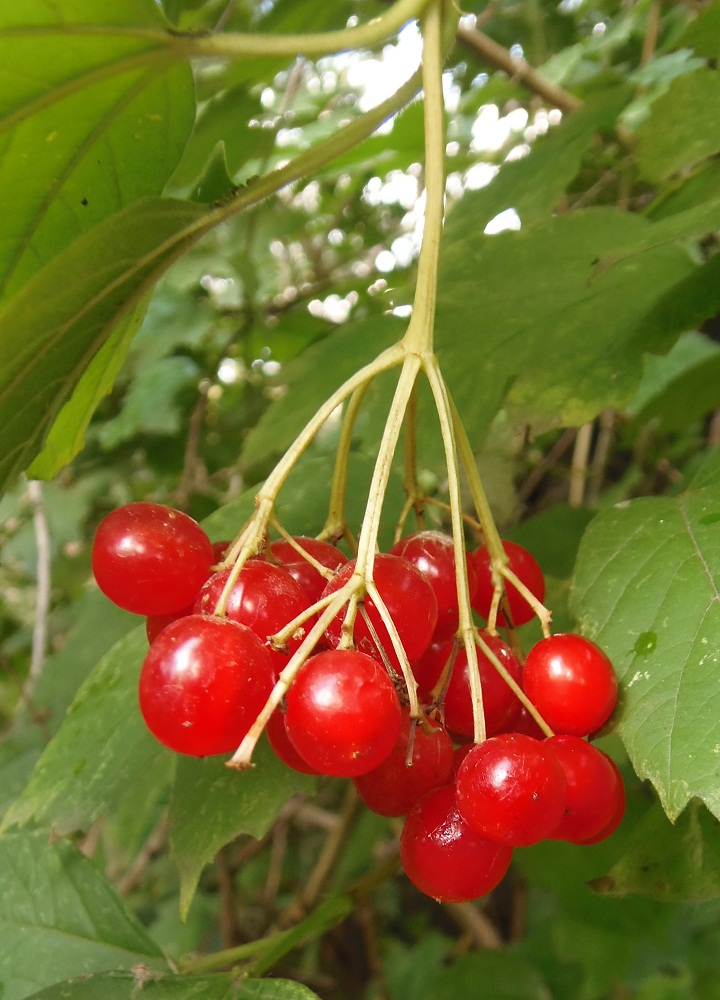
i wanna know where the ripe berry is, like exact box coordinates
[195,561,314,672]
[443,632,523,737]
[390,531,478,641]
[523,634,618,737]
[269,536,348,604]
[400,785,513,902]
[546,736,625,843]
[284,649,402,777]
[266,709,320,776]
[138,614,275,757]
[577,752,626,844]
[353,708,454,817]
[145,604,194,644]
[470,540,545,627]
[456,733,567,847]
[411,636,452,699]
[321,554,438,669]
[92,502,213,616]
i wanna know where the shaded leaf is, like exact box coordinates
[0,196,207,495]
[570,483,720,820]
[27,300,148,480]
[635,69,720,182]
[420,951,551,1000]
[436,209,696,446]
[0,1,195,299]
[2,628,172,837]
[170,741,315,917]
[593,800,720,902]
[0,828,165,1000]
[24,971,320,1000]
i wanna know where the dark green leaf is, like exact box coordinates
[170,741,315,917]
[0,1,195,299]
[635,69,720,182]
[419,951,551,1000]
[570,483,720,820]
[593,800,720,902]
[0,828,165,1000]
[0,196,207,494]
[436,209,696,446]
[24,971,320,1000]
[2,628,172,837]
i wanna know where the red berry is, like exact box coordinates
[390,531,478,642]
[145,604,194,644]
[92,502,213,616]
[138,614,275,757]
[194,561,314,672]
[400,785,513,902]
[270,536,347,605]
[546,736,624,843]
[411,636,453,699]
[321,554,438,669]
[353,708,454,816]
[284,649,402,777]
[211,540,231,563]
[523,634,618,737]
[265,709,320,775]
[470,540,545,627]
[456,733,567,847]
[577,752,626,844]
[443,632,523,737]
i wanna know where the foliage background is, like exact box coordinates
[3,0,720,997]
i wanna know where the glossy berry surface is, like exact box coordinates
[270,536,348,605]
[578,752,626,844]
[470,540,545,627]
[456,733,567,846]
[443,632,523,737]
[322,554,438,668]
[353,708,454,817]
[546,735,624,843]
[284,649,402,777]
[266,709,320,775]
[138,614,275,757]
[400,785,513,902]
[92,502,213,616]
[523,634,618,737]
[195,561,313,672]
[390,531,478,641]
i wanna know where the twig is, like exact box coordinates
[587,408,616,506]
[218,844,240,948]
[456,24,582,113]
[23,480,51,705]
[444,901,503,949]
[517,428,576,503]
[117,811,169,896]
[175,380,210,509]
[640,0,662,66]
[569,421,593,507]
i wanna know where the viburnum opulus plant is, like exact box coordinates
[90,0,623,906]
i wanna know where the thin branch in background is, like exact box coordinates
[218,844,241,948]
[175,379,211,509]
[586,408,616,507]
[569,421,593,507]
[456,24,582,114]
[444,900,503,949]
[22,479,51,706]
[263,814,290,909]
[517,428,576,503]
[214,0,237,33]
[116,811,170,896]
[708,407,720,447]
[641,0,662,66]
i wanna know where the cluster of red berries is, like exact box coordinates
[92,501,624,904]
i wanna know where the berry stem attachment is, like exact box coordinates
[322,381,372,545]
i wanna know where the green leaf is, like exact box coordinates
[170,741,315,918]
[2,628,171,837]
[419,951,551,1000]
[458,86,630,232]
[0,828,165,1000]
[570,482,720,820]
[436,208,696,446]
[239,314,404,471]
[635,68,720,182]
[0,1,195,300]
[0,196,207,495]
[27,299,148,480]
[593,800,720,902]
[24,971,320,1000]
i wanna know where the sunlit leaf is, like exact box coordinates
[571,482,720,820]
[0,0,195,299]
[24,972,321,1000]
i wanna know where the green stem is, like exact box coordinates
[402,0,447,356]
[322,381,372,542]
